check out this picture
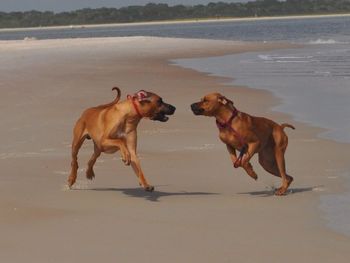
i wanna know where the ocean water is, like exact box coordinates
[1,16,350,235]
[1,15,350,42]
[175,43,350,143]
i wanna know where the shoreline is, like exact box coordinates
[173,50,350,145]
[1,37,349,262]
[172,53,350,236]
[0,13,350,32]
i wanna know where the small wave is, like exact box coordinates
[258,54,314,63]
[275,60,311,63]
[258,54,273,61]
[23,37,37,41]
[275,56,313,59]
[314,70,331,76]
[308,39,345,45]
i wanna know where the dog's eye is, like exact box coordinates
[158,99,163,106]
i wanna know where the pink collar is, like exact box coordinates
[215,107,247,168]
[216,107,239,130]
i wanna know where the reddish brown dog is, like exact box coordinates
[191,93,295,195]
[68,87,176,191]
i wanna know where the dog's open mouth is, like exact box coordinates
[151,112,170,122]
[151,104,176,122]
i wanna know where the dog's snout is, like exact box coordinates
[191,103,198,111]
[168,105,176,115]
[191,102,204,115]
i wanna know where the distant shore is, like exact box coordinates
[1,13,350,33]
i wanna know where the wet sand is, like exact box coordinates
[0,37,349,262]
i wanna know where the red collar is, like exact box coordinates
[127,95,143,118]
[216,107,239,130]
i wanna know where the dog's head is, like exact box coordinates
[190,93,233,117]
[133,90,176,122]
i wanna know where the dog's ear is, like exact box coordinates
[136,90,151,103]
[218,95,234,108]
[218,96,227,105]
[218,95,233,106]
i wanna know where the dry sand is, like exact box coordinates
[0,37,349,262]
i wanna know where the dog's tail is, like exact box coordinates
[111,87,121,104]
[281,123,295,130]
[96,87,121,108]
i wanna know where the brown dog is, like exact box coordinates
[191,93,295,195]
[68,87,176,191]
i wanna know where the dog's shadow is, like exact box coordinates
[238,186,318,197]
[89,187,218,202]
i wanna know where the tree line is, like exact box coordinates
[1,0,350,28]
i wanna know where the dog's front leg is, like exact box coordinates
[226,144,238,164]
[126,131,154,192]
[227,144,257,180]
[86,142,101,180]
[239,142,260,180]
[101,138,131,165]
[242,141,260,165]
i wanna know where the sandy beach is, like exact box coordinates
[1,37,350,262]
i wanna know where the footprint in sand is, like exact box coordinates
[0,152,41,159]
[327,176,338,179]
[40,148,55,152]
[142,128,182,135]
[312,187,326,192]
[61,180,91,191]
[54,171,69,175]
[184,143,216,151]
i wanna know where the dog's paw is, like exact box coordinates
[251,173,258,181]
[86,169,95,180]
[274,187,287,196]
[144,185,155,192]
[121,151,131,166]
[123,158,131,166]
[67,176,76,189]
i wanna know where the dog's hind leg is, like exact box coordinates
[258,148,281,177]
[272,128,293,195]
[68,119,87,188]
[86,142,101,180]
[259,148,293,194]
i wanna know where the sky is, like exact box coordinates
[0,0,250,12]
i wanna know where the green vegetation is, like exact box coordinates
[1,0,350,28]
